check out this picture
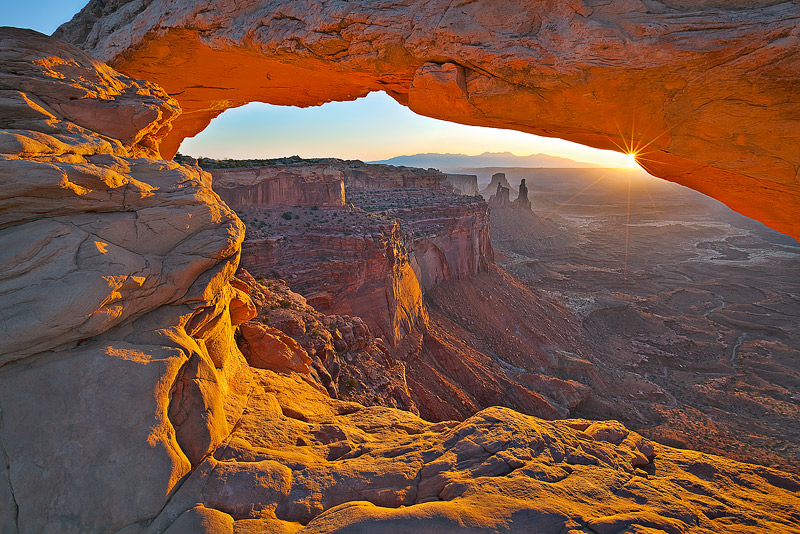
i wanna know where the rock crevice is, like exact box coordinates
[0,405,20,534]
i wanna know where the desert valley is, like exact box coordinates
[1,1,800,533]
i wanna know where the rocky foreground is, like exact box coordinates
[1,28,799,534]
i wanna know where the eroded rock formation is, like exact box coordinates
[481,172,516,200]
[56,0,800,239]
[0,29,248,532]
[446,173,479,196]
[349,187,494,290]
[210,164,345,209]
[234,270,417,412]
[489,181,513,209]
[2,27,800,534]
[330,159,455,191]
[147,366,800,534]
[211,158,491,345]
[238,211,428,346]
[515,178,532,210]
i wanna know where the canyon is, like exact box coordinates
[1,0,800,531]
[206,154,800,474]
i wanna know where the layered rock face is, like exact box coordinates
[213,159,490,344]
[445,173,479,195]
[349,187,494,291]
[0,29,249,533]
[329,159,454,191]
[210,164,345,209]
[0,27,179,159]
[235,205,428,346]
[56,0,800,239]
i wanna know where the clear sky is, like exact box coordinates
[180,94,632,166]
[5,1,632,167]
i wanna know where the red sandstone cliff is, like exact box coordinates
[210,164,345,209]
[235,208,427,346]
[213,160,494,344]
[331,159,454,191]
[349,187,494,291]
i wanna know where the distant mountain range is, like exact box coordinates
[368,152,604,170]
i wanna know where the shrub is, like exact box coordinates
[345,377,359,390]
[281,212,293,221]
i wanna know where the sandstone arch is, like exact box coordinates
[56,0,800,239]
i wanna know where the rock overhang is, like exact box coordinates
[53,0,800,239]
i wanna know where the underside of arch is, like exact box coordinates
[55,0,800,239]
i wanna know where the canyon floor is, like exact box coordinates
[486,168,800,473]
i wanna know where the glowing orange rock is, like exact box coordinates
[239,322,313,373]
[57,0,800,238]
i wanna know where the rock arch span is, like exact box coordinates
[56,0,800,239]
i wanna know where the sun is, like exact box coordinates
[625,152,639,168]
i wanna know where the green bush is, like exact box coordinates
[281,212,293,221]
[345,377,359,390]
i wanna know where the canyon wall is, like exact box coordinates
[211,164,345,209]
[327,159,454,191]
[212,160,490,345]
[349,188,494,291]
[56,0,800,240]
[446,173,479,196]
[238,215,428,346]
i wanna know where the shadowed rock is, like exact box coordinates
[514,179,531,210]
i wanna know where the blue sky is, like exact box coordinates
[180,94,632,165]
[2,0,87,34]
[4,1,631,166]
